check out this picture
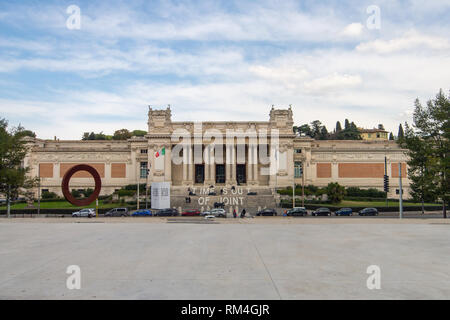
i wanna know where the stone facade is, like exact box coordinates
[24,107,410,198]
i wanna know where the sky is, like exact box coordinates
[0,0,449,139]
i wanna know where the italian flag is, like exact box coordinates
[155,147,165,158]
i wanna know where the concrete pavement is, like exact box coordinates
[0,219,449,299]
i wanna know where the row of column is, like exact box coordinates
[182,144,259,185]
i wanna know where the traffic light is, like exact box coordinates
[383,175,389,193]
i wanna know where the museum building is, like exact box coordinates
[24,106,410,201]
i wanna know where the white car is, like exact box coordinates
[201,208,226,218]
[72,208,95,218]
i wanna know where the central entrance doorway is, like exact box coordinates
[216,164,225,184]
[236,164,246,185]
[195,165,205,184]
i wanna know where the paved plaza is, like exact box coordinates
[0,218,449,299]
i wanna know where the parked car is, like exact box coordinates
[182,209,201,216]
[335,208,353,216]
[311,207,332,216]
[104,207,130,217]
[256,208,277,216]
[201,208,226,218]
[155,208,179,216]
[131,209,152,217]
[359,208,379,216]
[287,207,308,216]
[72,208,95,218]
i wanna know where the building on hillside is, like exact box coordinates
[359,125,389,141]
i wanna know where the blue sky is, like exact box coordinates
[0,0,449,139]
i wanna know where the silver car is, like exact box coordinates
[72,208,95,218]
[201,208,226,218]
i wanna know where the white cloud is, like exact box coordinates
[341,23,364,37]
[303,73,362,93]
[356,31,450,54]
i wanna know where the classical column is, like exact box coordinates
[225,144,231,185]
[182,144,188,183]
[231,144,237,183]
[204,145,210,183]
[188,144,194,183]
[247,144,253,183]
[253,145,258,184]
[210,146,216,184]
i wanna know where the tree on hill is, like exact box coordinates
[344,119,350,130]
[397,124,404,140]
[132,130,147,137]
[113,129,132,140]
[319,126,329,140]
[82,132,108,140]
[336,121,342,132]
[296,124,312,137]
[310,120,322,139]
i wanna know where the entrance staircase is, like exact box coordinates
[170,186,279,217]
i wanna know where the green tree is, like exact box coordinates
[88,132,96,140]
[310,120,322,139]
[132,130,147,137]
[326,182,346,203]
[336,121,342,132]
[113,129,132,140]
[344,119,350,130]
[389,132,394,140]
[0,119,37,217]
[336,120,361,140]
[296,124,312,137]
[82,132,90,140]
[319,126,329,140]
[17,130,36,138]
[400,89,449,218]
[397,124,404,140]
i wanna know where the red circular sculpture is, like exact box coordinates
[62,164,102,206]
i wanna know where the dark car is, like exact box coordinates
[287,207,308,216]
[312,207,331,216]
[335,208,353,216]
[182,209,201,216]
[131,209,152,217]
[105,207,130,217]
[155,208,179,216]
[256,209,277,216]
[359,208,379,216]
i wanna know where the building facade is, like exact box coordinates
[24,107,410,199]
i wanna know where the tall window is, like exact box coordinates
[294,162,303,178]
[140,162,148,178]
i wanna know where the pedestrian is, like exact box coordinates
[233,209,237,218]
